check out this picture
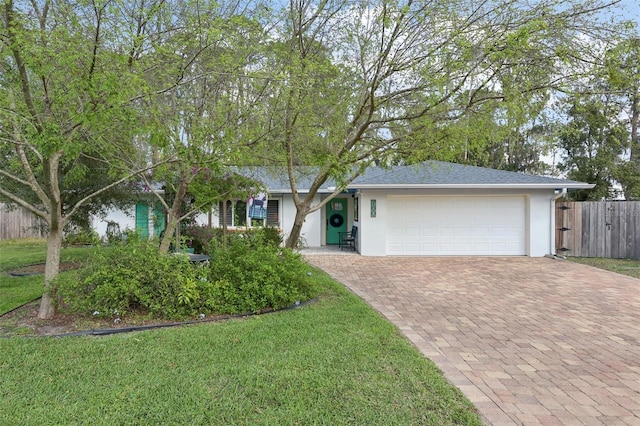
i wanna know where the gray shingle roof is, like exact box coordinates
[239,166,335,193]
[241,161,592,192]
[350,161,592,187]
[350,161,589,187]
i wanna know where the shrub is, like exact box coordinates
[55,228,314,319]
[256,226,283,246]
[183,225,283,254]
[182,224,217,254]
[206,232,316,314]
[55,240,213,319]
[63,228,100,246]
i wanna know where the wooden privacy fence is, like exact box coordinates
[0,203,46,240]
[556,201,640,259]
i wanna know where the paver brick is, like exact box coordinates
[306,255,640,425]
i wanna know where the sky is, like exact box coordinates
[617,0,640,30]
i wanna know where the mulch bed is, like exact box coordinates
[0,300,92,336]
[3,261,208,336]
[0,300,207,337]
[8,261,80,276]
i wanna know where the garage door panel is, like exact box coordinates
[474,242,490,252]
[422,228,438,237]
[456,242,472,251]
[387,228,403,238]
[405,243,421,252]
[456,227,473,236]
[387,243,403,252]
[440,242,456,252]
[422,242,438,251]
[473,228,490,237]
[439,227,455,237]
[387,196,525,256]
[491,227,508,237]
[405,227,420,237]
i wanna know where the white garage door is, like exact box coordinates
[386,195,526,255]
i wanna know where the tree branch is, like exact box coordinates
[0,186,49,220]
[5,0,43,133]
[63,157,176,222]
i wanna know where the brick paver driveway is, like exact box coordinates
[305,256,640,425]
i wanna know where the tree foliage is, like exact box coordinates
[556,95,628,200]
[604,36,640,198]
[1,0,635,318]
[252,0,631,247]
[132,1,270,252]
[553,33,640,200]
[0,0,171,318]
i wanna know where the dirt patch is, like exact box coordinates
[0,300,230,337]
[8,261,80,276]
[0,301,89,336]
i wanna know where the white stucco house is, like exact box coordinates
[93,161,593,257]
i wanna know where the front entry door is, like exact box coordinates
[326,198,347,244]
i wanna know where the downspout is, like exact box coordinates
[550,188,567,256]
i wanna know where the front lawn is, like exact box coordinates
[0,239,482,425]
[0,239,93,315]
[567,257,640,279]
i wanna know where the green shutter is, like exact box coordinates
[153,201,165,237]
[135,203,149,239]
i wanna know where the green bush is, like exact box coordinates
[63,228,100,246]
[184,225,283,254]
[182,224,217,254]
[206,232,316,314]
[55,240,213,319]
[256,226,283,246]
[55,228,314,319]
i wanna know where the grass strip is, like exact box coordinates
[567,257,640,279]
[0,240,93,315]
[0,240,482,425]
[1,277,481,425]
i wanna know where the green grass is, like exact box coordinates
[0,239,92,315]
[567,257,640,279]
[0,239,482,425]
[0,238,48,271]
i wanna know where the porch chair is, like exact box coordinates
[339,226,357,251]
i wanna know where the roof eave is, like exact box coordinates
[268,184,596,193]
[346,183,596,190]
[266,188,335,194]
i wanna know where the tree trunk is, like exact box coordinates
[158,179,188,253]
[630,93,639,163]
[285,203,309,249]
[222,199,228,246]
[159,216,179,252]
[38,220,62,319]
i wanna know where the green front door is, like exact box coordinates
[326,198,347,245]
